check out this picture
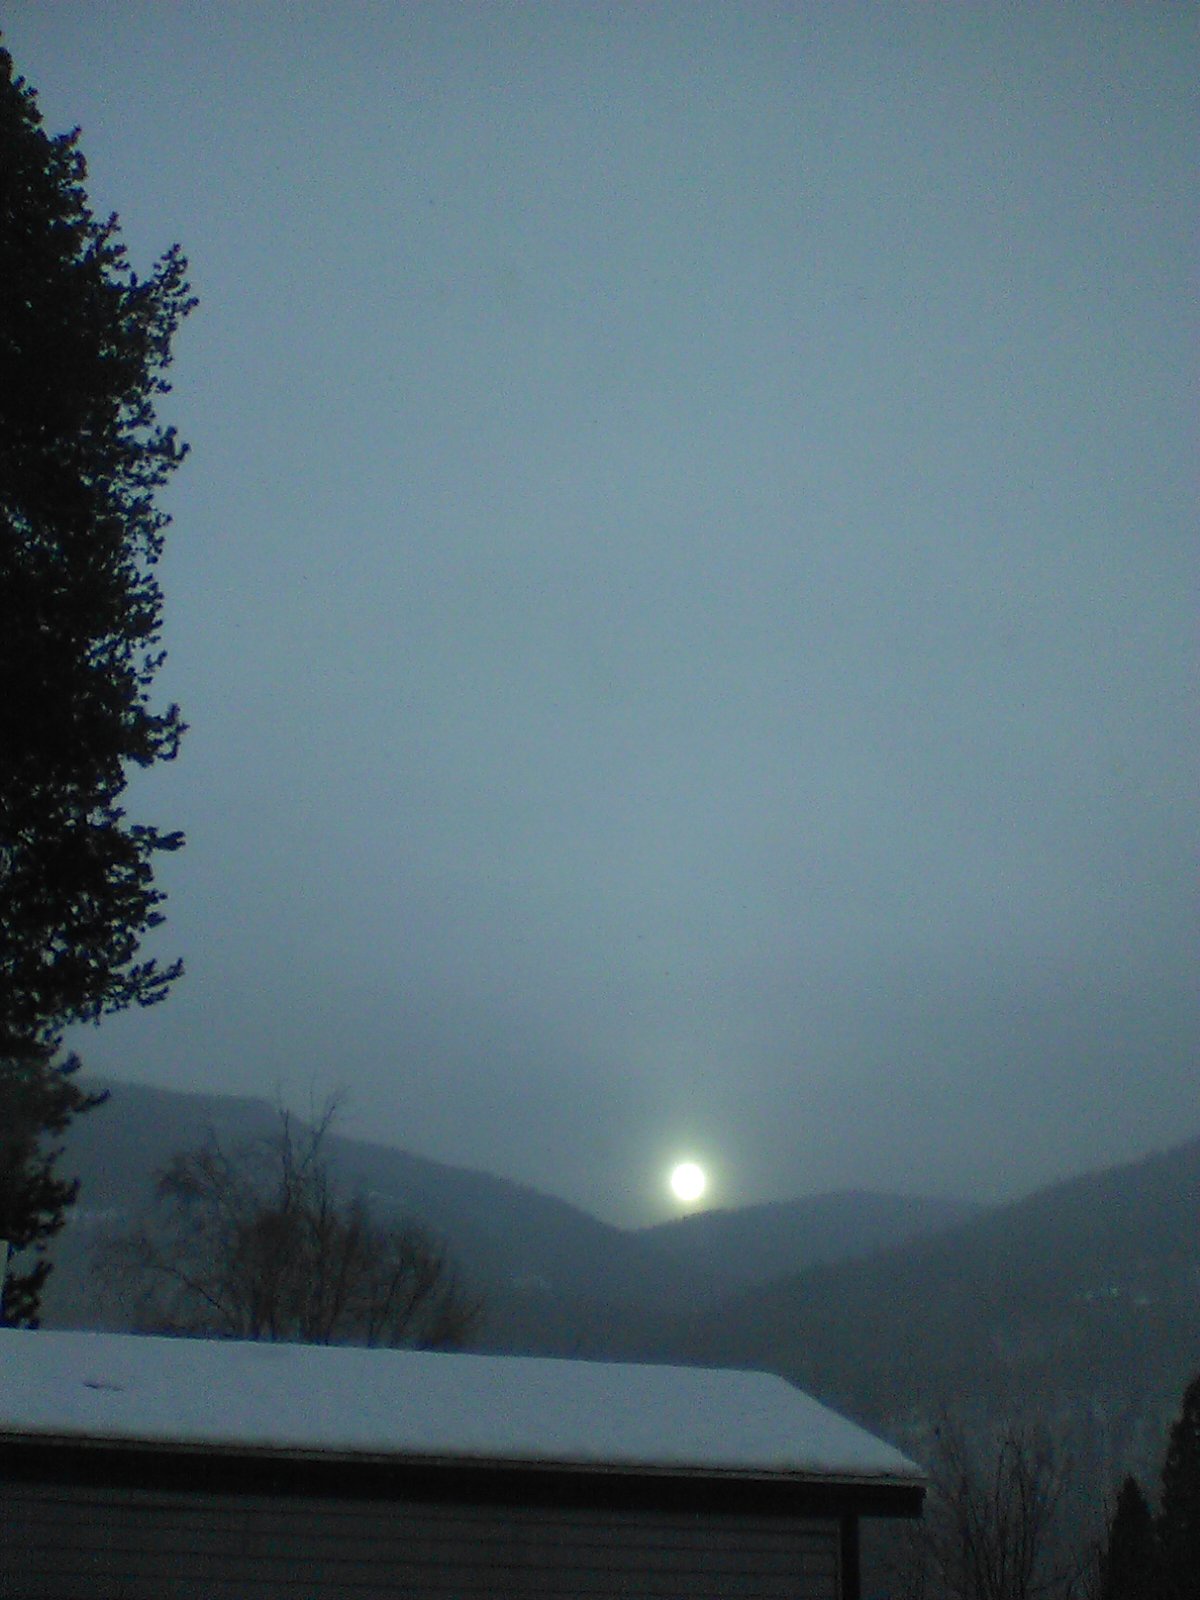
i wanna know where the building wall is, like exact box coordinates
[4,1478,842,1599]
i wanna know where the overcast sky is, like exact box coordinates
[9,3,1195,1225]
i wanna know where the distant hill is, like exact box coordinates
[637,1190,981,1304]
[42,1079,692,1331]
[42,1078,1199,1499]
[38,1079,1200,1589]
[39,1077,976,1343]
[675,1135,1200,1493]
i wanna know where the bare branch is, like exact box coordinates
[93,1104,481,1348]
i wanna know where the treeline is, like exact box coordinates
[1097,1371,1199,1600]
[883,1373,1200,1600]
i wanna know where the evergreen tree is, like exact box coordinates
[0,46,193,1323]
[0,1057,103,1325]
[1158,1373,1200,1600]
[1098,1475,1160,1600]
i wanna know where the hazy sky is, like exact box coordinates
[10,3,1195,1224]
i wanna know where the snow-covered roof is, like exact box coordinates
[0,1329,920,1486]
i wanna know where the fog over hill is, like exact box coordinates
[678,1133,1200,1499]
[39,1079,1200,1498]
[638,1191,980,1304]
[44,1078,977,1335]
[34,1079,1200,1596]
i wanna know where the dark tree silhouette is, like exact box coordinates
[0,1058,104,1325]
[1098,1476,1160,1600]
[0,46,193,1323]
[99,1106,482,1350]
[1158,1373,1200,1600]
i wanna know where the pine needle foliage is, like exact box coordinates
[0,46,194,1323]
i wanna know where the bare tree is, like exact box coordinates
[98,1105,480,1349]
[894,1416,1084,1600]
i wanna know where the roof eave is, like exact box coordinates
[1,1431,925,1518]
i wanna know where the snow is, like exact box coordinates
[0,1328,921,1483]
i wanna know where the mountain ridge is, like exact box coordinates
[672,1131,1200,1496]
[42,1076,981,1329]
[34,1076,1199,1584]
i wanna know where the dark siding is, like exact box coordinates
[4,1480,841,1599]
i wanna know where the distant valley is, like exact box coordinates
[41,1079,1200,1515]
[44,1077,980,1338]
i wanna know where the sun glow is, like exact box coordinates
[668,1161,708,1204]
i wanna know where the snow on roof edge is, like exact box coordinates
[0,1329,924,1485]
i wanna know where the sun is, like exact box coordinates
[668,1161,708,1205]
